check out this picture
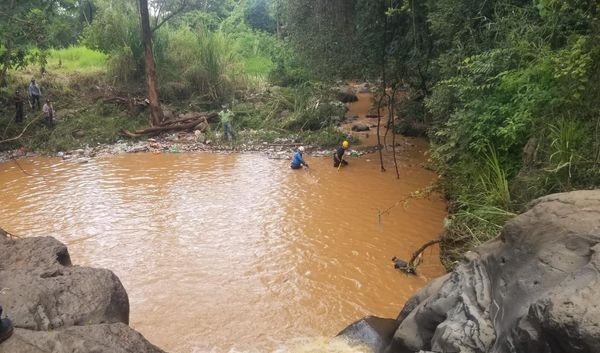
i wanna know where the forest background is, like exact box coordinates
[1,0,599,267]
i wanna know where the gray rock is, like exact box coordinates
[128,146,148,153]
[387,190,600,353]
[0,324,164,353]
[338,316,398,353]
[338,92,358,103]
[0,234,162,352]
[0,236,128,331]
[72,129,85,138]
[357,83,371,93]
[352,124,370,132]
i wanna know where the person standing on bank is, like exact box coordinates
[333,140,349,168]
[290,146,309,169]
[13,90,24,123]
[219,106,235,141]
[42,99,54,129]
[28,78,41,110]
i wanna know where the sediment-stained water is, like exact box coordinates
[0,94,446,353]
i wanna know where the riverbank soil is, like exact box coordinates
[0,89,447,352]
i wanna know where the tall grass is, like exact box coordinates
[439,145,515,269]
[243,56,272,76]
[197,31,238,101]
[160,28,240,102]
[548,118,584,188]
[47,47,107,73]
[479,145,511,209]
[107,46,140,88]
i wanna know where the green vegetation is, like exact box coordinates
[0,0,340,154]
[278,0,600,268]
[4,0,598,268]
[46,47,107,73]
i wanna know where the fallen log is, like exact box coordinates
[121,116,209,137]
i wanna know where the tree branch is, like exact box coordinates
[0,116,41,145]
[151,0,189,33]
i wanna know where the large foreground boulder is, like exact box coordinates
[1,324,164,353]
[0,234,165,352]
[342,190,600,353]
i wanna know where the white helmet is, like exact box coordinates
[298,146,305,152]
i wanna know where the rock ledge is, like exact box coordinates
[339,190,600,353]
[0,233,165,353]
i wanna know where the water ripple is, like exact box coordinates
[0,152,446,353]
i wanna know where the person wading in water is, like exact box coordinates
[290,146,309,169]
[333,140,349,168]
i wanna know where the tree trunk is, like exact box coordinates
[139,0,164,126]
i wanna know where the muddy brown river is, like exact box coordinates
[0,95,446,353]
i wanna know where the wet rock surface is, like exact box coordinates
[343,190,600,353]
[2,324,164,353]
[0,234,164,352]
[337,316,399,353]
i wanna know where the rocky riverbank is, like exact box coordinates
[0,129,385,165]
[0,232,165,353]
[339,190,600,353]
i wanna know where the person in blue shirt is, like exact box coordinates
[290,146,309,169]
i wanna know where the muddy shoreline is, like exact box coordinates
[0,130,385,165]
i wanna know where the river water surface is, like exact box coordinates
[0,97,446,353]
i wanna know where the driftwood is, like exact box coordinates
[121,114,211,137]
[393,238,442,275]
[104,96,149,107]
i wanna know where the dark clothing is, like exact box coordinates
[42,103,54,129]
[30,94,41,110]
[14,94,24,123]
[43,116,53,128]
[290,164,303,170]
[0,305,13,344]
[333,146,348,167]
[223,122,234,141]
[333,159,348,168]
